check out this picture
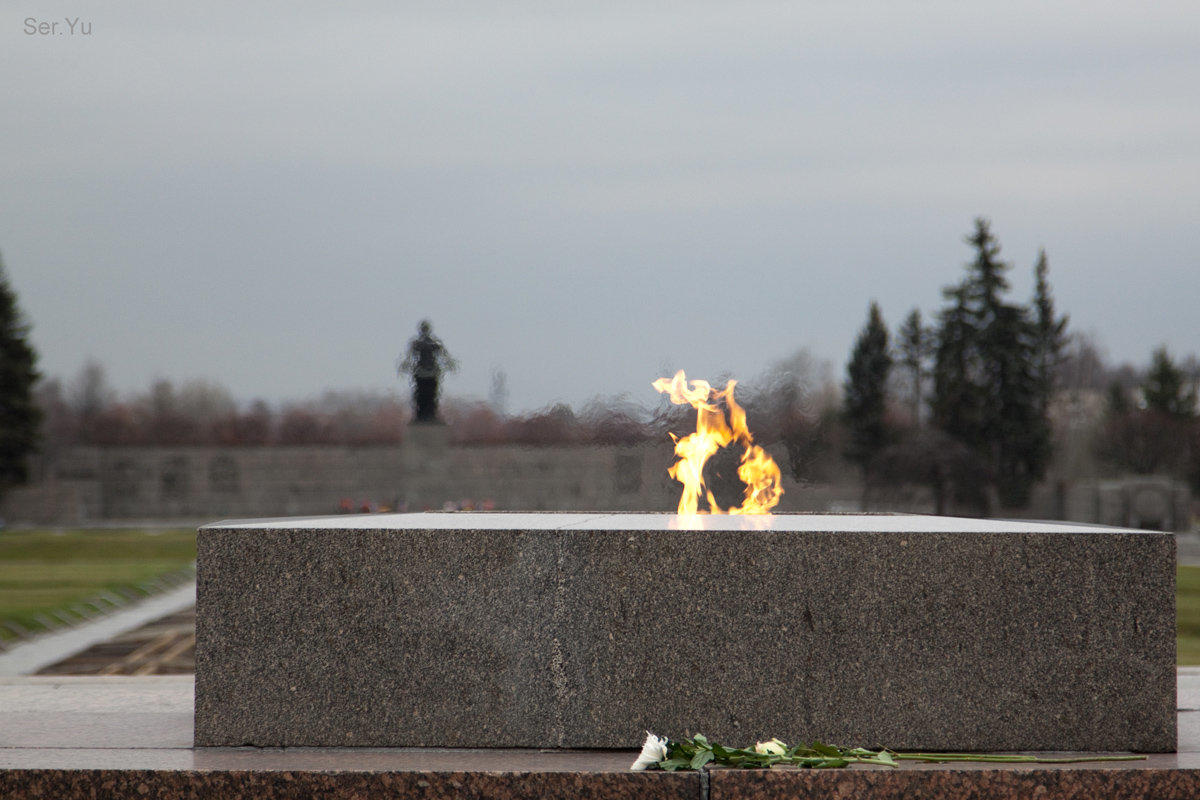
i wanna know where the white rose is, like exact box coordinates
[630,732,669,771]
[754,737,787,756]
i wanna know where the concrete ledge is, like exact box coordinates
[195,512,1176,751]
[3,676,1200,800]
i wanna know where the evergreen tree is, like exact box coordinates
[1031,249,1069,415]
[843,302,893,505]
[930,218,1051,509]
[1098,347,1198,483]
[0,256,42,491]
[896,308,933,426]
[1143,346,1197,419]
[931,280,982,448]
[1107,379,1131,416]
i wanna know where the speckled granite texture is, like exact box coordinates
[194,513,1175,751]
[7,767,1200,800]
[10,767,1200,800]
[709,767,1200,800]
[0,769,695,800]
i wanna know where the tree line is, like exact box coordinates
[35,367,409,451]
[27,362,667,453]
[842,218,1200,513]
[3,241,1198,511]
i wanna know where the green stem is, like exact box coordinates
[895,753,1146,764]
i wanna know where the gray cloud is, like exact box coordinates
[3,1,1198,410]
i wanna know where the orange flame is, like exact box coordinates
[652,370,783,515]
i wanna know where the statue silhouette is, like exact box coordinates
[398,320,457,423]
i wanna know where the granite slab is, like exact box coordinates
[3,676,1200,800]
[0,769,694,800]
[708,766,1200,800]
[194,512,1176,750]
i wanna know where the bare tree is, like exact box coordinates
[69,359,114,442]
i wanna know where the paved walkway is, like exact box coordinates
[1178,532,1200,567]
[0,584,196,677]
[35,607,195,676]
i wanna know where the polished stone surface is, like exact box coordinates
[709,767,1200,800]
[0,677,695,799]
[0,771,693,800]
[3,676,1200,799]
[8,674,1200,763]
[210,511,1132,533]
[195,513,1175,751]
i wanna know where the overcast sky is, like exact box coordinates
[3,2,1198,413]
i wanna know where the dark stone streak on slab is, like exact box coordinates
[0,768,697,800]
[710,766,1200,800]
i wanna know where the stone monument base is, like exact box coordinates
[194,513,1175,751]
[10,675,1200,800]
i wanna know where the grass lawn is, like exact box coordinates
[1179,565,1200,666]
[0,528,195,641]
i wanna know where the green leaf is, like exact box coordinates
[637,732,1144,773]
[667,741,693,759]
[810,741,842,758]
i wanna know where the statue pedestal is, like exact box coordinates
[399,423,452,510]
[402,422,450,454]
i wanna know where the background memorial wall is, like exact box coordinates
[1,430,1189,530]
[1,433,686,523]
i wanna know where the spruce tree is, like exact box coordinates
[931,280,982,449]
[931,219,1052,509]
[1107,380,1131,416]
[0,255,42,491]
[896,308,932,426]
[1031,249,1069,415]
[843,302,893,505]
[1143,346,1197,419]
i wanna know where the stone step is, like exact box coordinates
[2,676,1199,800]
